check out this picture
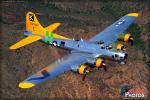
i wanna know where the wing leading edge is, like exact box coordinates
[90,13,139,45]
[19,53,89,89]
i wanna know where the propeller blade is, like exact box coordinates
[130,40,134,46]
[103,65,107,71]
[102,63,107,71]
[122,46,126,51]
[82,73,87,81]
[129,36,134,46]
[82,70,90,81]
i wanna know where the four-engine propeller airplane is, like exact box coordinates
[10,12,139,89]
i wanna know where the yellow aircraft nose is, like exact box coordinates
[19,82,35,89]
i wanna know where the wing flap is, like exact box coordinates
[9,35,42,50]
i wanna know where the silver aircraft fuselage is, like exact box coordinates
[43,37,128,64]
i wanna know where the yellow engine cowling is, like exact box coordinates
[78,64,87,75]
[95,58,104,68]
[116,43,126,50]
[118,33,133,42]
[124,33,132,42]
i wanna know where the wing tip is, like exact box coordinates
[9,46,16,50]
[19,82,35,89]
[56,22,61,25]
[127,13,139,17]
[9,44,20,50]
[53,22,61,27]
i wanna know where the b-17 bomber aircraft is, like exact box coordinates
[10,12,139,89]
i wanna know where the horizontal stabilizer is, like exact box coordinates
[53,33,70,40]
[9,35,42,50]
[45,23,61,32]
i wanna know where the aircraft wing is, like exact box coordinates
[90,13,139,45]
[19,53,89,89]
[9,35,42,50]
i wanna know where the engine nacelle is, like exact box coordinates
[118,33,133,42]
[124,33,133,42]
[78,64,88,75]
[95,58,104,68]
[116,43,126,50]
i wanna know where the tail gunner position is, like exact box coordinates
[10,12,139,89]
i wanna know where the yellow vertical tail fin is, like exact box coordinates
[26,12,45,36]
